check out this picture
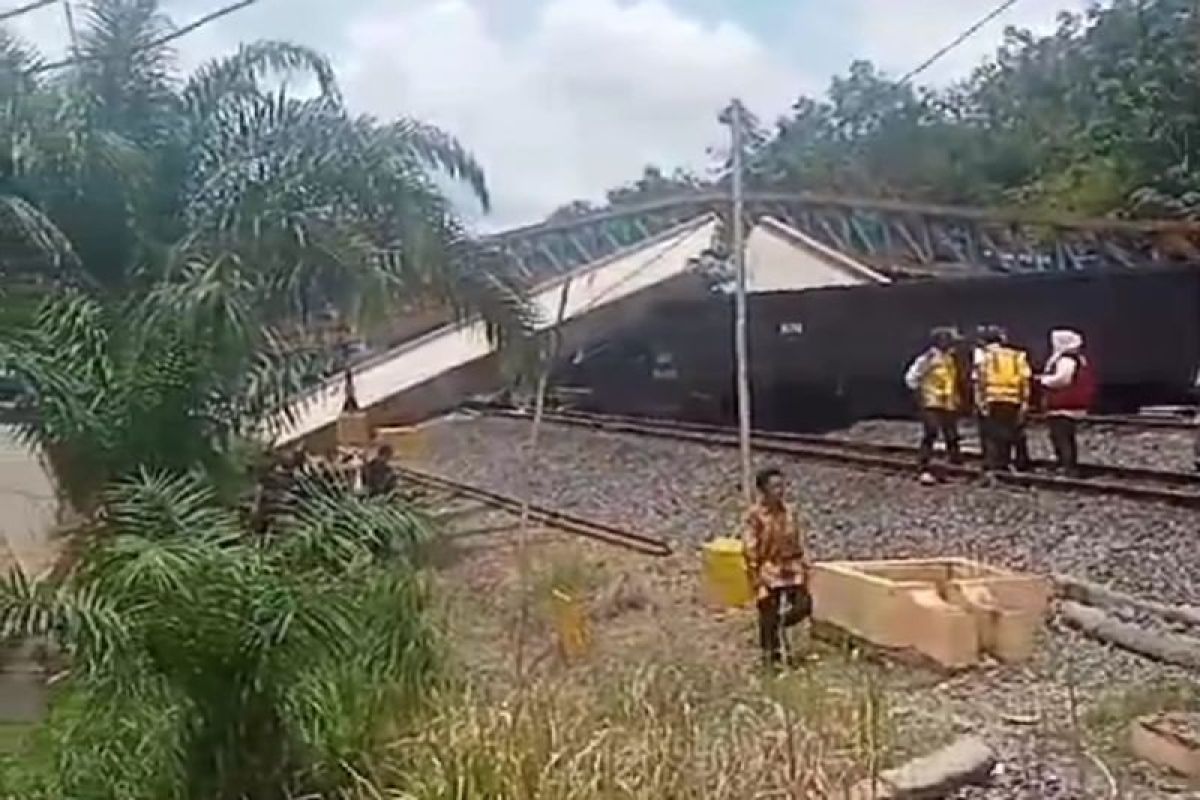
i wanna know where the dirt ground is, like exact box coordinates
[421,498,1200,798]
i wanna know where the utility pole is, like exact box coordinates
[721,99,754,505]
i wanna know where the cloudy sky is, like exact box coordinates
[11,0,1087,228]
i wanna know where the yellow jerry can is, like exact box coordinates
[702,537,754,609]
[376,426,427,461]
[551,589,591,661]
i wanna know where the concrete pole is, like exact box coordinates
[724,99,754,505]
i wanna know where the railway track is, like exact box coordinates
[394,463,672,557]
[478,406,1200,508]
[1077,411,1198,432]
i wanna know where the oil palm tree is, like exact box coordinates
[0,289,324,514]
[0,470,439,800]
[1,0,533,340]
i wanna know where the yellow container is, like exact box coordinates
[551,589,591,662]
[376,426,427,461]
[702,537,754,609]
[336,411,372,447]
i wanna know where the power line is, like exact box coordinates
[899,0,1022,85]
[30,0,259,73]
[0,0,59,24]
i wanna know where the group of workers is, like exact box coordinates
[249,443,399,533]
[904,325,1097,483]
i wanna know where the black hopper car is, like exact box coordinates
[551,266,1200,431]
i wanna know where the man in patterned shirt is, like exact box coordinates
[742,467,813,666]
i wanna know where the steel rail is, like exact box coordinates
[1076,413,1199,432]
[394,463,672,557]
[479,407,1200,508]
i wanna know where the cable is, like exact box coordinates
[0,0,58,24]
[30,0,259,73]
[898,0,1022,84]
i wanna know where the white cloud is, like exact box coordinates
[847,0,1090,84]
[340,0,803,229]
[6,0,1097,231]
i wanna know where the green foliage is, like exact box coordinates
[754,1,1200,217]
[0,290,326,512]
[0,1,534,343]
[562,1,1200,223]
[0,471,439,800]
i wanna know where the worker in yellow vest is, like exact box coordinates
[904,327,963,485]
[973,326,1032,474]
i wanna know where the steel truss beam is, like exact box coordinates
[486,192,1200,279]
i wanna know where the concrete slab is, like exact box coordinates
[0,644,47,724]
[278,216,719,446]
[810,558,1050,669]
[0,426,59,578]
[1131,713,1200,778]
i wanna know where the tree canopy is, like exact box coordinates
[554,0,1200,223]
[0,0,532,342]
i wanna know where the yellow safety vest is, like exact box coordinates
[981,346,1030,406]
[920,351,960,411]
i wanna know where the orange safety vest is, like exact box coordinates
[920,351,960,411]
[981,346,1030,406]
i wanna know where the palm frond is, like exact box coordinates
[0,566,130,668]
[101,470,241,543]
[0,27,43,96]
[275,478,432,573]
[182,40,341,120]
[0,194,81,273]
[391,117,490,211]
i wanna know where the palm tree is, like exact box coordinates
[0,470,438,800]
[0,7,527,798]
[0,289,325,514]
[0,0,538,511]
[1,0,533,340]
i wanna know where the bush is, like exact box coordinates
[0,471,440,800]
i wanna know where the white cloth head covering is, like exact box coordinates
[1050,329,1083,356]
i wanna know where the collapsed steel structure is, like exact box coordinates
[487,191,1200,281]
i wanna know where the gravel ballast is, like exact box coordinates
[839,418,1198,474]
[418,414,1200,606]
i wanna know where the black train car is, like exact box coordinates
[749,266,1200,429]
[551,295,733,422]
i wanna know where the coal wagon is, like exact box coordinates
[749,266,1200,428]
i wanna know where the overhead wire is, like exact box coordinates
[724,0,1026,184]
[897,0,1023,85]
[29,0,259,73]
[0,0,58,24]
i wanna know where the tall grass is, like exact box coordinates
[382,660,894,799]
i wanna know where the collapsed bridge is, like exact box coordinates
[280,193,1200,449]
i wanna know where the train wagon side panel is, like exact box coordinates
[749,267,1200,426]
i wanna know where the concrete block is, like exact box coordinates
[810,558,1049,669]
[0,645,47,724]
[1131,713,1200,778]
[849,736,996,798]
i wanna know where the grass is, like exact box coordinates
[382,659,900,799]
[0,722,28,754]
[1083,676,1200,757]
[396,537,939,800]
